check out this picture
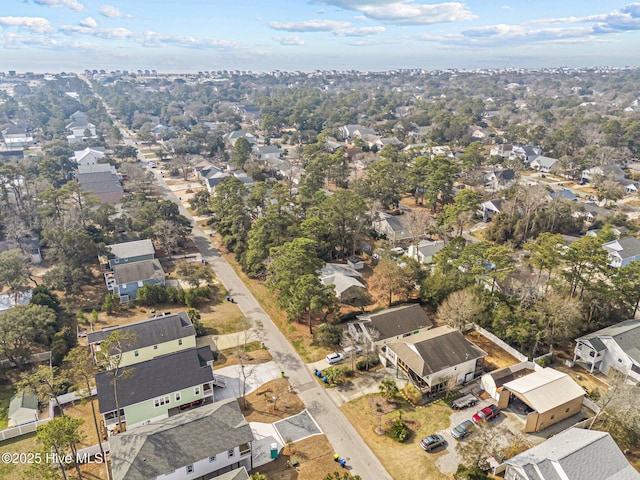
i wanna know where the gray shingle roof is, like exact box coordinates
[358,304,433,341]
[87,311,195,349]
[113,259,164,285]
[109,398,253,480]
[506,428,640,480]
[387,326,486,377]
[577,319,640,364]
[106,239,155,259]
[96,346,214,413]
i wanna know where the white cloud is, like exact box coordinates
[501,5,511,9]
[0,16,54,34]
[79,17,97,28]
[99,5,132,18]
[312,1,477,25]
[0,32,58,48]
[33,0,85,12]
[268,19,351,32]
[273,35,305,46]
[336,26,386,36]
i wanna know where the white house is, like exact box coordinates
[530,155,559,173]
[384,325,486,392]
[573,318,640,384]
[109,398,254,480]
[407,240,445,265]
[66,120,96,144]
[73,147,105,167]
[2,124,34,149]
[602,236,640,267]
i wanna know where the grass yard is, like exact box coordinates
[0,433,38,480]
[0,384,16,430]
[213,342,273,368]
[341,394,452,480]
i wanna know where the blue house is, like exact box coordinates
[102,240,165,302]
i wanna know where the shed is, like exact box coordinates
[8,391,39,427]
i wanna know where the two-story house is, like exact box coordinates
[384,325,486,393]
[87,311,197,367]
[95,345,214,432]
[109,398,254,480]
[102,240,166,302]
[573,318,640,384]
[602,236,640,268]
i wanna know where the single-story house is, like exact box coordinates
[602,236,640,267]
[504,427,640,480]
[530,155,559,173]
[480,199,505,219]
[2,124,34,149]
[8,391,39,427]
[0,290,33,312]
[582,164,626,182]
[407,240,445,265]
[254,145,282,162]
[549,188,578,202]
[339,124,379,140]
[96,346,214,432]
[224,130,257,147]
[319,263,366,304]
[87,311,197,367]
[349,303,433,348]
[498,368,585,432]
[109,398,253,480]
[573,318,640,384]
[384,325,486,392]
[372,213,415,244]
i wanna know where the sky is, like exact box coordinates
[2,1,640,73]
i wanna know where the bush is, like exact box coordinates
[390,418,410,442]
[312,323,342,347]
[356,355,380,371]
[403,383,422,404]
[536,354,554,367]
[136,284,170,305]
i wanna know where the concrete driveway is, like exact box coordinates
[213,361,282,401]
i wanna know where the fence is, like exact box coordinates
[473,325,528,362]
[0,351,51,369]
[0,418,52,442]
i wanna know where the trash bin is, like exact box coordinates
[270,443,278,459]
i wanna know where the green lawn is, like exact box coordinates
[0,384,16,431]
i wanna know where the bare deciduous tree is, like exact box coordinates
[436,289,483,330]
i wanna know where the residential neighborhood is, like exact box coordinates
[1,66,640,480]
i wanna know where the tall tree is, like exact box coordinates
[0,304,56,368]
[35,416,85,479]
[232,136,252,169]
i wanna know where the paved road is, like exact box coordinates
[98,125,393,477]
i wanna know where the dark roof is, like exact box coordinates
[110,399,253,480]
[76,171,124,204]
[87,311,195,349]
[387,326,486,377]
[96,346,214,413]
[495,169,515,181]
[113,259,165,285]
[106,239,155,260]
[358,304,432,340]
[550,189,578,201]
[3,124,26,135]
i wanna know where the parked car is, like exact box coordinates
[420,434,445,451]
[451,420,475,439]
[149,161,156,168]
[452,394,478,410]
[472,404,500,423]
[326,352,345,365]
[343,345,362,356]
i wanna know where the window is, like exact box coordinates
[228,449,235,458]
[134,350,139,357]
[565,407,570,413]
[550,415,555,420]
[178,339,182,346]
[154,345,158,350]
[154,396,170,407]
[186,465,194,474]
[138,281,144,287]
[209,456,216,463]
[194,386,201,396]
[175,392,181,402]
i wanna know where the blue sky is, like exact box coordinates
[2,1,640,72]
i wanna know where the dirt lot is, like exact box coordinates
[250,434,339,480]
[214,344,273,368]
[465,330,520,371]
[241,378,305,422]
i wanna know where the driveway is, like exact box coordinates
[212,361,282,401]
[274,410,322,444]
